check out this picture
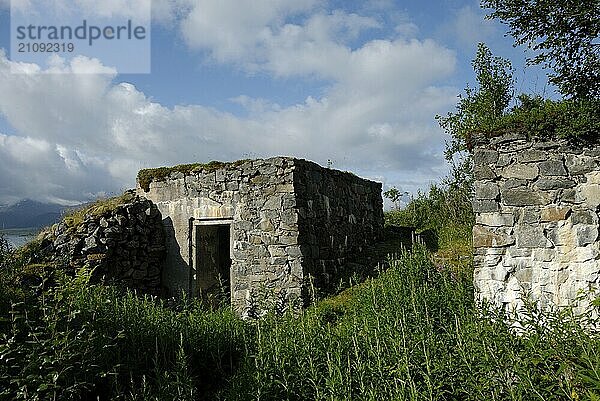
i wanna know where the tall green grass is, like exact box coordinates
[0,266,252,400]
[1,234,600,400]
[223,247,600,400]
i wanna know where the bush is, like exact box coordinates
[497,95,600,141]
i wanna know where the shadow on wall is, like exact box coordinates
[160,216,189,298]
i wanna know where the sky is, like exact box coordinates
[0,0,553,206]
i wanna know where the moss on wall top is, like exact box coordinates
[137,160,250,192]
[63,192,136,229]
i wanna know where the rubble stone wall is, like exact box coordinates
[137,157,302,311]
[473,133,600,314]
[136,157,384,314]
[293,159,384,288]
[39,196,166,295]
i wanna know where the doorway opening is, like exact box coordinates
[194,222,232,307]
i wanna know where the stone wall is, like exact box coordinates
[473,133,600,314]
[38,195,166,294]
[294,159,384,288]
[137,157,301,311]
[136,157,383,314]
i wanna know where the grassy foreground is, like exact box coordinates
[1,185,600,400]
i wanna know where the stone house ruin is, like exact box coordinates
[136,157,384,313]
[472,133,600,315]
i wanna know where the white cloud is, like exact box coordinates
[9,0,151,20]
[0,2,460,203]
[179,0,318,63]
[441,4,497,48]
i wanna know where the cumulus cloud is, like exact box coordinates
[179,0,317,63]
[9,0,150,20]
[440,4,497,48]
[0,1,459,204]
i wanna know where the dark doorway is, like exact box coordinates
[195,224,231,306]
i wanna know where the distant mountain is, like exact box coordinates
[0,199,69,229]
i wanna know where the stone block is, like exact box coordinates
[565,154,596,175]
[576,225,598,246]
[473,225,515,248]
[502,178,527,189]
[475,181,499,200]
[472,199,499,213]
[260,219,275,232]
[514,268,533,283]
[515,225,551,248]
[496,153,513,167]
[474,165,496,180]
[578,184,600,208]
[545,224,575,247]
[520,207,539,224]
[474,149,499,165]
[507,248,532,258]
[263,195,282,210]
[585,171,600,185]
[534,177,576,190]
[539,160,567,176]
[501,188,550,206]
[476,212,515,227]
[559,189,577,204]
[540,206,571,222]
[503,164,539,180]
[517,149,547,163]
[570,209,598,225]
[533,249,556,262]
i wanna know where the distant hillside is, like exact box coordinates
[0,199,68,229]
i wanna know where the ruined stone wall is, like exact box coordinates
[136,157,384,313]
[293,159,384,288]
[137,157,303,311]
[473,133,600,314]
[38,196,166,294]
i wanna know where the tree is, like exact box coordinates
[383,187,408,210]
[481,0,600,99]
[437,43,513,190]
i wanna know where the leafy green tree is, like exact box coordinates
[437,43,514,189]
[482,0,600,99]
[383,187,401,209]
[383,187,412,210]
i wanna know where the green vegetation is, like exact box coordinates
[137,160,250,192]
[482,0,600,100]
[385,184,474,264]
[1,3,599,399]
[438,42,600,199]
[2,229,600,400]
[0,181,598,400]
[496,95,600,141]
[63,192,136,229]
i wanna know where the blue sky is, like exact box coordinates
[0,0,552,205]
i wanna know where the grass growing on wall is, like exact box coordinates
[137,159,250,192]
[465,96,600,144]
[62,192,136,229]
